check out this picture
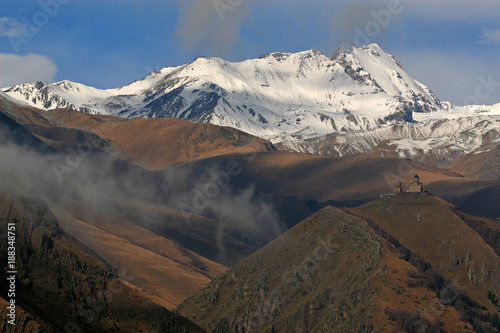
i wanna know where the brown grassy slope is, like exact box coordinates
[350,194,500,315]
[48,108,275,169]
[0,99,228,310]
[0,194,205,333]
[451,209,500,256]
[0,98,116,155]
[243,153,464,202]
[100,197,264,267]
[0,97,264,284]
[177,206,472,332]
[57,210,227,310]
[0,98,266,261]
[0,98,274,170]
[449,145,500,180]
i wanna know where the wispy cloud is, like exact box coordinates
[0,53,58,88]
[0,17,24,37]
[174,0,249,56]
[479,29,500,44]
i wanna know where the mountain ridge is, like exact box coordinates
[178,195,500,332]
[1,44,453,140]
[3,44,499,170]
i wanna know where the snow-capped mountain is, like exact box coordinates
[4,44,443,142]
[3,43,499,166]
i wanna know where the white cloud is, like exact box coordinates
[0,53,58,88]
[396,50,500,106]
[0,17,24,37]
[479,29,500,44]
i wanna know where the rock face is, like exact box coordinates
[0,194,205,333]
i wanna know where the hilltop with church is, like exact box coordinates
[381,175,425,198]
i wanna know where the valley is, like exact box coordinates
[0,42,499,332]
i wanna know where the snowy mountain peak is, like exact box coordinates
[330,44,440,108]
[53,80,81,90]
[3,43,495,143]
[330,43,383,60]
[360,42,385,55]
[258,51,298,62]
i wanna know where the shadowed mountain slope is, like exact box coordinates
[0,194,205,332]
[56,210,227,310]
[178,202,498,332]
[175,152,500,222]
[0,98,271,305]
[0,111,56,155]
[350,195,500,314]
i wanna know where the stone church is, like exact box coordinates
[393,175,423,194]
[408,174,423,193]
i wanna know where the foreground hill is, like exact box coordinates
[0,194,204,332]
[350,195,500,312]
[178,195,500,332]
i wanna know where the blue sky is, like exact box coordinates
[0,0,499,105]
